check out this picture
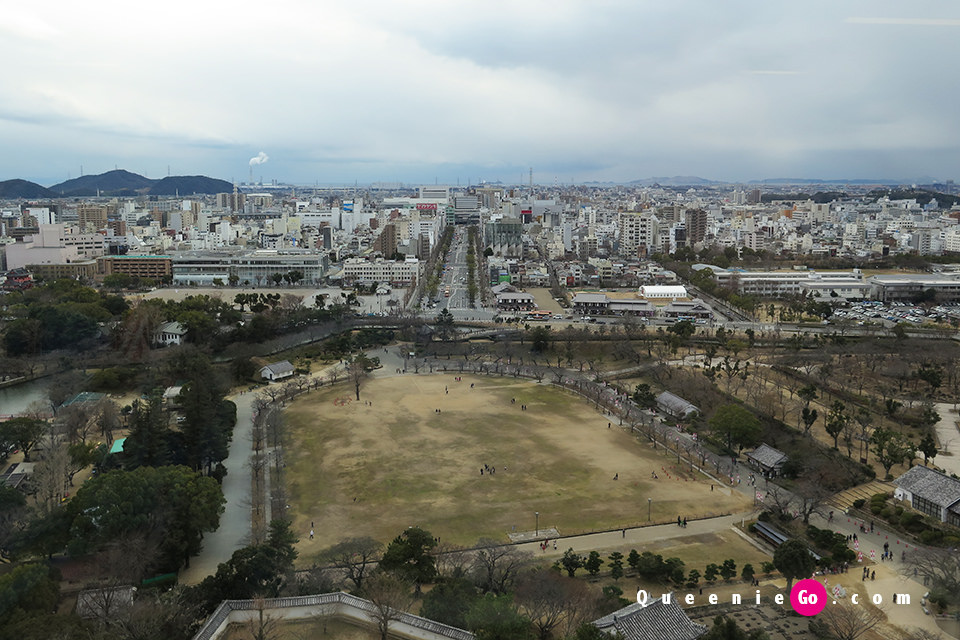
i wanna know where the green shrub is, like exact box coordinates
[920,529,944,545]
[942,535,960,547]
[894,505,904,516]
[927,589,951,613]
[880,506,895,519]
[871,492,890,503]
[899,512,924,532]
[852,498,866,509]
[870,503,883,514]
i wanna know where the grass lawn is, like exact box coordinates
[588,529,773,588]
[284,374,750,563]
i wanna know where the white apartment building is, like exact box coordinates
[618,212,659,259]
[693,264,867,298]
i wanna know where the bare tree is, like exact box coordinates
[47,370,83,416]
[471,538,532,595]
[32,434,71,515]
[347,356,372,401]
[242,597,284,640]
[904,546,960,594]
[94,397,123,442]
[320,537,383,592]
[434,542,472,582]
[818,602,885,640]
[59,403,96,444]
[364,573,414,640]
[794,470,836,525]
[116,300,164,362]
[514,568,598,640]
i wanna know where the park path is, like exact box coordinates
[933,402,960,477]
[180,391,257,584]
[179,352,394,585]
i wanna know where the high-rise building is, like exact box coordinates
[216,192,246,212]
[373,223,397,257]
[684,208,708,245]
[618,212,659,258]
[77,204,108,231]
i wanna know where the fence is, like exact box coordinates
[193,591,476,640]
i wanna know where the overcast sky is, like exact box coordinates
[2,1,959,186]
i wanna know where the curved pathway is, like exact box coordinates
[180,391,257,584]
[933,402,960,477]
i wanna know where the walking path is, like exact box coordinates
[180,391,257,584]
[933,402,960,477]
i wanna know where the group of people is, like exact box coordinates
[676,516,688,527]
[862,567,876,581]
[539,539,557,551]
[510,398,530,410]
[480,463,501,475]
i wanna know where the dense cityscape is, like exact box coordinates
[0,172,958,640]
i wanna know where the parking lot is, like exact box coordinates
[831,300,960,327]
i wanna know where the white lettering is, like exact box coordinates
[851,594,859,605]
[636,590,648,606]
[731,594,742,605]
[895,594,910,605]
[662,593,671,604]
[798,590,817,605]
[685,594,695,605]
[872,594,882,605]
[755,590,761,605]
[709,594,718,605]
[775,594,785,605]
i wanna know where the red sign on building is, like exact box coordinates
[416,203,438,211]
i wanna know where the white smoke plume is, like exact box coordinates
[249,151,269,166]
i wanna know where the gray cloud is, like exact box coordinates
[1,0,958,184]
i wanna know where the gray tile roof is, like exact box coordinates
[593,597,707,640]
[747,443,788,469]
[261,360,295,376]
[496,292,535,301]
[572,292,609,304]
[895,465,960,509]
[656,391,699,418]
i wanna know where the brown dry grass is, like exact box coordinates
[284,374,750,562]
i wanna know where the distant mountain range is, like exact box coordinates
[0,169,234,199]
[0,179,57,199]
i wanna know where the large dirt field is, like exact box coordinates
[284,375,750,561]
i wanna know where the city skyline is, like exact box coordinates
[2,1,959,186]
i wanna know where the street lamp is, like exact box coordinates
[647,498,652,522]
[535,511,540,537]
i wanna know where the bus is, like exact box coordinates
[525,310,551,321]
